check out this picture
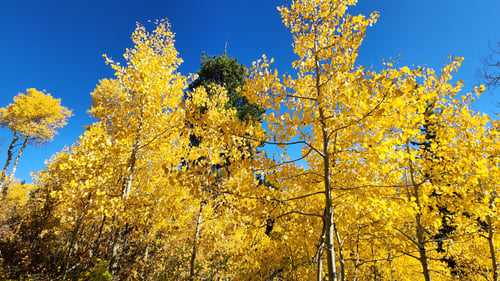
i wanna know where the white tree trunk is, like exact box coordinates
[3,135,27,195]
[0,132,20,195]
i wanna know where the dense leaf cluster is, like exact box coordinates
[0,1,499,281]
[189,53,265,123]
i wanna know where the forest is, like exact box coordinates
[1,0,500,280]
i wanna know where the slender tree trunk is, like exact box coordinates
[353,221,362,281]
[317,248,323,281]
[140,242,150,278]
[109,215,121,274]
[3,135,27,196]
[63,192,92,277]
[122,136,140,201]
[90,213,106,259]
[316,223,327,281]
[320,107,337,281]
[407,142,431,281]
[334,220,346,281]
[0,132,20,195]
[110,123,142,275]
[314,26,338,279]
[487,215,498,281]
[325,204,337,281]
[189,201,205,280]
[416,214,431,281]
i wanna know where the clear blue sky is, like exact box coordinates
[1,0,499,183]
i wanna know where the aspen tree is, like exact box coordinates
[30,20,263,279]
[0,88,71,196]
[243,0,405,279]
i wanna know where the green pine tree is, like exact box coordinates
[189,53,265,123]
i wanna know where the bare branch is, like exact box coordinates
[276,209,323,219]
[479,41,500,89]
[274,191,325,202]
[393,227,419,248]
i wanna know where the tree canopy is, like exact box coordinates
[0,88,71,195]
[0,88,72,144]
[189,53,265,123]
[0,1,499,281]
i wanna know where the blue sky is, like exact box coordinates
[1,0,499,183]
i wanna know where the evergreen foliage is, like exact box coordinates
[189,53,265,123]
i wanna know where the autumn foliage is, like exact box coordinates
[1,1,500,280]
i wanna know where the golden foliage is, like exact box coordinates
[0,88,72,144]
[1,1,499,281]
